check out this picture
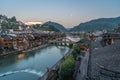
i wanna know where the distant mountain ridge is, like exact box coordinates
[70,17,120,32]
[1,14,120,32]
[39,21,68,32]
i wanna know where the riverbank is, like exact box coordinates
[39,47,73,80]
[0,45,69,80]
[22,44,48,53]
[0,50,22,57]
[0,44,49,57]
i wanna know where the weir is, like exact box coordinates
[0,69,44,77]
[0,45,69,80]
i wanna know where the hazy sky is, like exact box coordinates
[0,0,120,27]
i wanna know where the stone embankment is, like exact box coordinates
[39,48,74,80]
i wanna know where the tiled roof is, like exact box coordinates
[90,40,120,79]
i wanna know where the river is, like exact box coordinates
[0,45,69,80]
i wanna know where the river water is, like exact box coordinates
[0,45,69,80]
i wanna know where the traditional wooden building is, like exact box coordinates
[117,23,120,32]
[0,36,4,49]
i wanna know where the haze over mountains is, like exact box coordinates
[0,15,120,32]
[25,22,42,25]
[33,17,120,32]
[70,17,120,32]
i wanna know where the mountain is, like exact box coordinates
[1,14,120,32]
[38,21,68,32]
[0,15,22,29]
[70,17,120,32]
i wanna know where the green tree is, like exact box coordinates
[10,16,16,22]
[58,55,75,80]
[74,47,81,53]
[72,50,78,59]
[71,46,81,59]
[1,21,8,29]
[80,36,84,40]
[68,43,73,48]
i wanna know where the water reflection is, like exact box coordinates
[18,53,25,60]
[0,45,69,80]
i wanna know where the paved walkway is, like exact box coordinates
[76,51,89,80]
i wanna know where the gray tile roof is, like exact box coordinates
[90,40,120,80]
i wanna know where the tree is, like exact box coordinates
[10,16,16,22]
[71,46,81,59]
[80,36,84,40]
[68,43,73,49]
[74,46,81,53]
[1,21,8,29]
[72,50,78,60]
[58,55,75,80]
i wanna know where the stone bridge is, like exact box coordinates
[50,37,76,45]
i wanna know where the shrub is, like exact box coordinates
[58,55,75,80]
[0,49,3,54]
[74,47,81,53]
[71,46,81,59]
[72,50,78,60]
[68,43,73,48]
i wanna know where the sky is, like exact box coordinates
[0,0,120,28]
